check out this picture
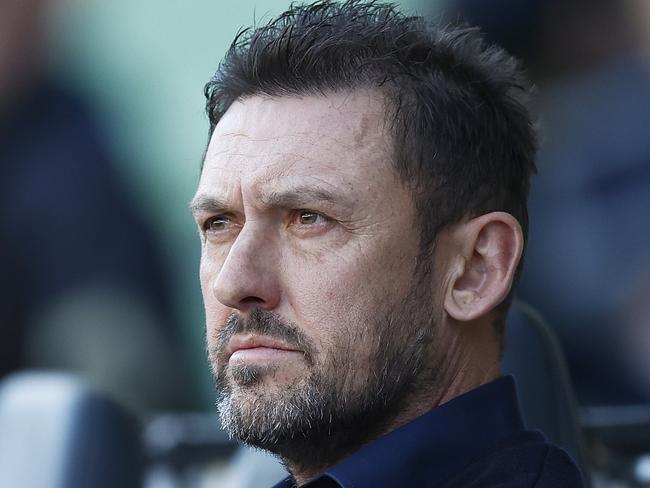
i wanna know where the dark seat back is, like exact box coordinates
[503,301,590,484]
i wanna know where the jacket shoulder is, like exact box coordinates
[437,433,585,488]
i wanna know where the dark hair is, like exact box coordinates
[204,0,537,340]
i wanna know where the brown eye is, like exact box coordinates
[299,211,321,225]
[205,216,229,232]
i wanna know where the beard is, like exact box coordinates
[207,262,447,471]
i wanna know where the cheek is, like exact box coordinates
[297,238,414,296]
[284,242,416,343]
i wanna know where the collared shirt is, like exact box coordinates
[272,376,584,488]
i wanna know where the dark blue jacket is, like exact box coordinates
[272,376,585,487]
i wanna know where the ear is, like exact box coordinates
[444,212,523,322]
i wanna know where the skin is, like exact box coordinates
[193,89,523,484]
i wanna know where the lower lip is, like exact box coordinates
[229,347,303,363]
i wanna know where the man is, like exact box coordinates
[192,1,585,486]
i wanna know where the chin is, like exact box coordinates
[226,361,307,391]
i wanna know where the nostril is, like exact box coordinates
[239,296,268,311]
[241,296,265,305]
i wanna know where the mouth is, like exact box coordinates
[227,334,304,363]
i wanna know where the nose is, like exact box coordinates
[212,224,281,312]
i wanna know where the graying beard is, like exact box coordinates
[217,370,326,447]
[229,364,263,386]
[212,259,443,468]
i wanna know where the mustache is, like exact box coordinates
[214,309,315,365]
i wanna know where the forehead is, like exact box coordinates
[198,90,395,199]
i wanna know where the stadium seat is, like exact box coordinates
[0,371,143,488]
[503,301,591,486]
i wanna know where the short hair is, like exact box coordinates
[204,0,537,340]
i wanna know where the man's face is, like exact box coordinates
[194,90,448,459]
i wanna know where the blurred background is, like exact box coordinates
[0,0,648,487]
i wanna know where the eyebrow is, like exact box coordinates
[190,186,353,218]
[259,186,352,210]
[190,195,229,217]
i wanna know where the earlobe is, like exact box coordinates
[444,212,523,322]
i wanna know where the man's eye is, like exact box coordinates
[297,211,325,225]
[204,216,230,233]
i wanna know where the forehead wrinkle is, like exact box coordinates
[206,137,324,174]
[217,129,315,141]
[216,105,386,154]
[201,91,395,211]
[209,97,388,170]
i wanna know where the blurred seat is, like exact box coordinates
[0,371,142,488]
[503,301,591,485]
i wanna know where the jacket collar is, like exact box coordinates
[295,376,525,488]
